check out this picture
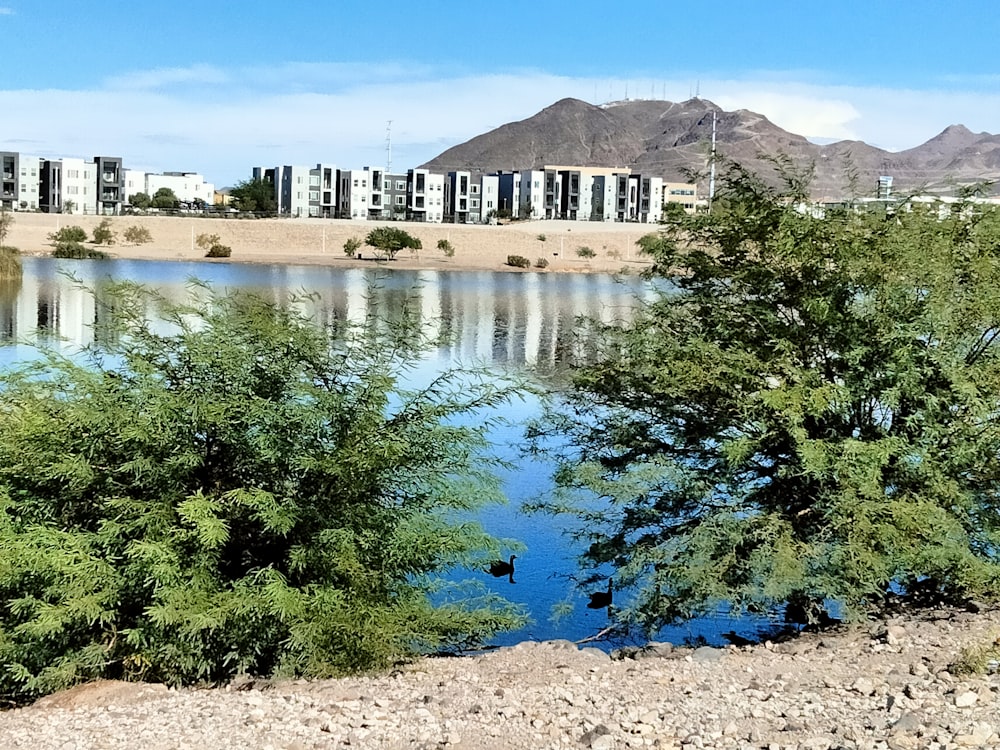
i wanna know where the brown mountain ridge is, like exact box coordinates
[421,98,1000,199]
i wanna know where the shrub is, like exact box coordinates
[437,239,455,258]
[92,219,116,246]
[0,284,526,704]
[506,255,530,268]
[205,244,232,258]
[534,257,549,269]
[195,233,221,250]
[123,225,152,245]
[51,241,109,259]
[49,225,87,243]
[575,246,596,258]
[365,226,422,260]
[0,245,22,280]
[343,236,362,256]
[537,234,547,242]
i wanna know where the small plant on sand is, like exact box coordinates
[92,219,116,246]
[576,246,595,258]
[437,239,455,258]
[506,255,530,269]
[951,631,1000,675]
[123,225,153,245]
[343,236,362,256]
[197,232,232,258]
[534,257,549,269]
[537,234,547,242]
[52,242,109,259]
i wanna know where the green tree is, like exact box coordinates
[151,188,179,210]
[129,192,151,210]
[0,285,526,705]
[364,226,422,261]
[530,164,1000,633]
[123,225,153,245]
[230,178,278,214]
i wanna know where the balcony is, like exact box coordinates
[102,172,118,183]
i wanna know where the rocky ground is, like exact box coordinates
[2,608,999,750]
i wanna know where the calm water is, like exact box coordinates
[0,257,766,649]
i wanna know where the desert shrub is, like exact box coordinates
[195,233,221,250]
[506,255,530,268]
[51,242,109,259]
[92,219,116,246]
[437,239,455,258]
[49,225,87,243]
[0,284,525,704]
[343,236,362,256]
[205,244,232,258]
[951,632,1000,675]
[534,257,549,269]
[365,226,421,260]
[123,225,152,245]
[537,234,547,242]
[575,246,596,258]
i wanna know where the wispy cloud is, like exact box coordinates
[3,63,1000,185]
[0,7,15,15]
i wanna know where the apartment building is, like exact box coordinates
[664,182,697,213]
[36,156,125,215]
[1,152,40,211]
[406,169,444,223]
[122,171,215,206]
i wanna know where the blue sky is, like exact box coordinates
[3,1,999,186]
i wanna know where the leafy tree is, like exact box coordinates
[63,199,75,215]
[92,218,116,246]
[129,192,151,210]
[0,284,526,704]
[530,163,1000,633]
[661,201,689,222]
[230,178,278,214]
[151,188,179,210]
[364,226,422,261]
[343,236,362,257]
[437,239,455,258]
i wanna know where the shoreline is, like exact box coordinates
[4,212,660,276]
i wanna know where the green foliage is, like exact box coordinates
[49,225,87,243]
[951,632,1000,675]
[506,255,530,268]
[63,200,75,215]
[151,188,179,210]
[364,226,422,261]
[129,192,151,210]
[0,285,526,704]
[0,207,12,246]
[92,219,116,246]
[195,233,220,250]
[537,234,547,242]
[230,178,278,214]
[196,234,232,258]
[575,246,595,258]
[343,236,362,257]
[123,225,153,245]
[530,162,1000,635]
[534,257,549,269]
[204,244,232,258]
[437,239,455,258]
[0,245,22,280]
[51,242,109,259]
[661,201,689,222]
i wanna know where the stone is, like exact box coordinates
[954,690,978,707]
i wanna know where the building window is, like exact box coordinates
[67,170,79,179]
[395,196,405,205]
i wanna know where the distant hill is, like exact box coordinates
[420,98,1000,199]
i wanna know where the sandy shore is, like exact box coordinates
[3,212,661,275]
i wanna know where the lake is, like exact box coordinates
[0,257,767,649]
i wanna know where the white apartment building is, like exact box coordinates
[1,153,41,211]
[123,171,215,206]
[406,169,444,223]
[337,168,373,220]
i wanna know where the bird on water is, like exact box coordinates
[486,554,516,584]
[587,578,613,609]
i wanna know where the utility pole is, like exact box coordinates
[385,120,392,174]
[708,109,717,213]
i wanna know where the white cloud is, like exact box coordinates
[0,7,14,14]
[3,65,1000,186]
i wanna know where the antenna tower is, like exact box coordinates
[385,120,392,174]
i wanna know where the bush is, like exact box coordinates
[204,244,232,258]
[92,219,116,246]
[195,233,221,250]
[343,236,362,256]
[437,239,455,258]
[49,226,87,243]
[534,257,549,269]
[506,255,530,268]
[123,225,153,245]
[0,245,22,279]
[537,234,547,242]
[51,241,109,259]
[0,285,526,705]
[365,226,422,260]
[575,246,596,258]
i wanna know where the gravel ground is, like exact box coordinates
[3,607,999,750]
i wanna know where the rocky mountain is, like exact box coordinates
[421,98,1000,199]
